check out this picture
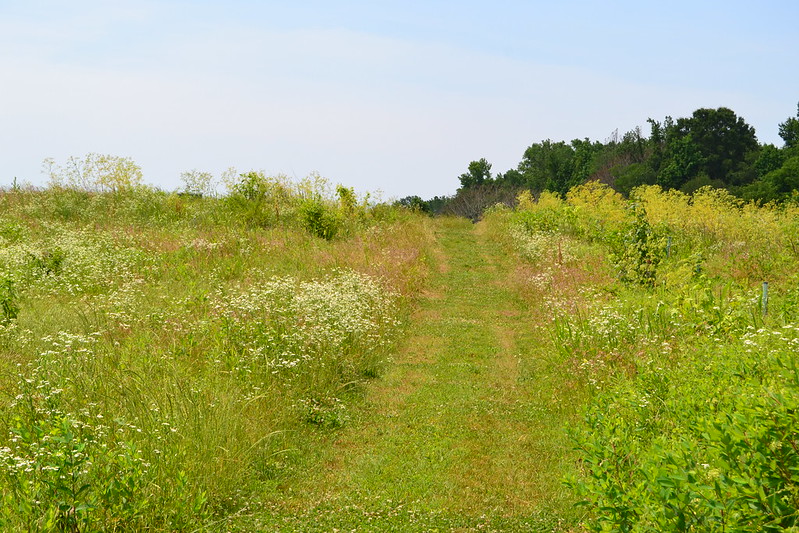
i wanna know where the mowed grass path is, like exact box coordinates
[260,217,578,531]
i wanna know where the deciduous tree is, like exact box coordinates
[673,107,758,184]
[458,158,493,189]
[778,102,799,148]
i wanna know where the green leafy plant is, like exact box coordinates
[0,377,152,531]
[27,247,66,277]
[300,396,350,429]
[0,278,18,323]
[609,205,666,286]
[0,221,25,243]
[299,197,340,240]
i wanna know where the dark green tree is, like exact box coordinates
[518,140,575,194]
[647,118,665,151]
[740,155,799,202]
[673,107,758,185]
[396,195,429,212]
[611,163,657,196]
[779,102,799,148]
[570,138,603,188]
[458,158,493,189]
[753,144,786,178]
[764,156,799,196]
[658,133,705,190]
[495,168,525,187]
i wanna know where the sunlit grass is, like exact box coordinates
[500,182,799,531]
[4,177,795,530]
[0,183,433,530]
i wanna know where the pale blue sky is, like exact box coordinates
[1,1,797,198]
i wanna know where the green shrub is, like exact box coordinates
[608,206,667,287]
[0,278,18,323]
[299,197,340,240]
[568,324,799,531]
[27,247,66,277]
[0,361,208,531]
[501,183,799,531]
[0,222,25,244]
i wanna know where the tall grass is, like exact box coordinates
[492,182,799,530]
[0,178,433,530]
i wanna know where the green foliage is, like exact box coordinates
[502,182,799,530]
[447,104,797,205]
[570,138,604,186]
[680,174,728,196]
[672,107,759,184]
[754,144,787,177]
[570,328,799,532]
[0,221,25,244]
[510,191,574,235]
[779,102,799,148]
[229,170,269,202]
[395,195,429,212]
[658,133,706,189]
[336,184,358,214]
[224,170,281,227]
[0,278,18,323]
[27,247,66,277]
[299,197,340,239]
[608,206,666,286]
[765,156,799,196]
[220,170,378,236]
[739,156,799,203]
[611,162,656,197]
[518,139,580,194]
[458,158,493,189]
[0,182,428,530]
[0,362,199,531]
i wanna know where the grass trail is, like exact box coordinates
[258,217,577,531]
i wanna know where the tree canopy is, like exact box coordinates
[458,158,493,189]
[434,104,799,212]
[779,102,799,148]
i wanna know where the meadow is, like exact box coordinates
[489,183,799,531]
[0,174,432,531]
[1,172,798,531]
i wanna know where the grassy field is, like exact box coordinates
[1,179,798,531]
[0,181,435,531]
[495,183,799,531]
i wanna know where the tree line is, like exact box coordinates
[399,104,799,219]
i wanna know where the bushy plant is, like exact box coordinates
[44,153,143,193]
[0,278,18,323]
[0,221,25,244]
[0,355,209,531]
[299,197,341,240]
[27,247,66,277]
[336,184,358,214]
[569,327,799,531]
[566,180,628,240]
[608,205,667,287]
[511,190,575,235]
[500,181,799,530]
